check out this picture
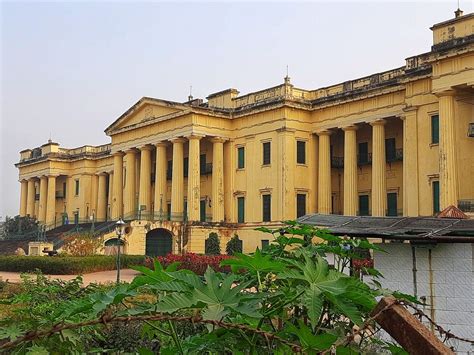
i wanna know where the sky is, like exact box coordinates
[1,0,473,220]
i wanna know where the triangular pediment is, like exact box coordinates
[105,97,185,134]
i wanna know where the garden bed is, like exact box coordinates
[0,255,145,274]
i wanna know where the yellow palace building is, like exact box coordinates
[15,11,474,256]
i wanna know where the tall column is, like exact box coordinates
[223,140,235,222]
[138,145,153,217]
[19,180,28,217]
[124,149,137,218]
[317,130,332,214]
[107,172,114,220]
[187,135,202,221]
[170,138,186,220]
[112,152,124,219]
[401,109,419,216]
[38,176,48,223]
[438,91,459,209]
[96,173,107,221]
[211,137,225,222]
[343,125,358,216]
[45,175,56,226]
[26,178,36,217]
[371,119,387,217]
[154,142,168,216]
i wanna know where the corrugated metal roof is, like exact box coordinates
[297,214,474,243]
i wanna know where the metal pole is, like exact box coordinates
[116,237,121,284]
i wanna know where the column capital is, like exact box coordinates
[27,177,38,182]
[124,148,138,154]
[369,119,386,127]
[155,141,169,148]
[112,151,125,157]
[169,137,187,144]
[19,178,28,183]
[315,129,333,136]
[96,172,108,176]
[138,144,154,152]
[341,125,358,132]
[209,136,227,144]
[185,134,205,141]
[433,89,456,98]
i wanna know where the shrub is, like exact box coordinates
[205,232,221,255]
[225,234,242,255]
[0,255,145,274]
[147,253,231,275]
[62,232,104,256]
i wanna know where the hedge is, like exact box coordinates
[0,255,146,275]
[147,253,232,275]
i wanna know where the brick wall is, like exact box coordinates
[373,243,474,354]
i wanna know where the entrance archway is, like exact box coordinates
[104,238,125,255]
[145,228,173,257]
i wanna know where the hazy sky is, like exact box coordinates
[1,1,473,219]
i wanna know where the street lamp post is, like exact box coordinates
[115,218,126,284]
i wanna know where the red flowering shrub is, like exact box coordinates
[146,253,232,275]
[352,258,374,270]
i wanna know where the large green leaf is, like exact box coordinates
[221,248,286,274]
[285,321,337,351]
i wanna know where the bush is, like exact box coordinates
[62,232,104,256]
[147,253,231,275]
[226,234,242,256]
[205,232,221,255]
[0,255,145,274]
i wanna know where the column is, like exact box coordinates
[19,180,28,217]
[223,140,235,222]
[45,175,56,226]
[401,109,419,216]
[26,178,36,217]
[107,172,114,220]
[211,137,225,222]
[317,130,332,214]
[170,138,186,220]
[154,142,168,216]
[96,173,107,221]
[38,176,48,223]
[371,119,387,217]
[438,91,459,210]
[187,135,202,221]
[66,176,74,219]
[138,145,153,217]
[343,125,358,216]
[112,152,124,219]
[124,149,137,218]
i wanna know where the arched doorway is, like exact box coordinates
[104,238,125,255]
[145,228,173,257]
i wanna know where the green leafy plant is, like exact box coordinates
[204,232,221,255]
[0,222,416,354]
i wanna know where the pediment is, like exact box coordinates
[105,97,185,134]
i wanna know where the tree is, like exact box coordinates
[225,234,242,255]
[205,232,221,255]
[0,215,38,239]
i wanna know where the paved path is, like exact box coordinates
[0,269,140,285]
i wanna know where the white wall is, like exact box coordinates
[373,243,474,354]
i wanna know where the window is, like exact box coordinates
[184,200,188,219]
[167,203,171,220]
[183,157,189,177]
[387,193,398,216]
[431,114,439,144]
[385,138,396,162]
[261,240,269,250]
[167,160,172,179]
[359,195,369,216]
[200,199,206,222]
[433,181,440,214]
[63,182,67,198]
[358,142,369,164]
[237,197,245,223]
[200,154,206,172]
[237,147,245,169]
[297,141,306,164]
[296,194,306,218]
[262,194,271,222]
[262,142,271,165]
[75,180,80,196]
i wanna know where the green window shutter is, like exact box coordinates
[261,240,269,250]
[297,141,306,164]
[263,142,271,165]
[262,194,271,222]
[237,147,245,169]
[387,193,398,216]
[358,142,368,164]
[359,195,369,216]
[237,197,245,223]
[385,138,396,162]
[183,157,189,177]
[431,115,439,144]
[433,181,440,214]
[296,194,306,218]
[200,154,206,172]
[200,200,206,222]
[75,180,80,196]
